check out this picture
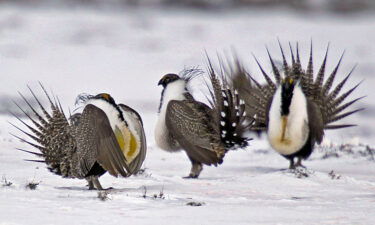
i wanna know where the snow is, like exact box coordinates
[1,4,375,225]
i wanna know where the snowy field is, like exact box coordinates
[0,4,375,225]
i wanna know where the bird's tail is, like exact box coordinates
[9,83,75,178]
[206,58,252,150]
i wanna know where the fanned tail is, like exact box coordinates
[276,42,363,129]
[231,52,278,131]
[205,57,252,150]
[10,84,75,177]
[231,41,363,132]
[283,42,364,129]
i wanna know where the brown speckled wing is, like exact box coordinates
[73,104,130,178]
[165,100,225,165]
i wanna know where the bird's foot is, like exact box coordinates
[185,162,203,179]
[288,158,306,170]
[88,186,114,191]
[294,158,306,168]
[183,174,199,179]
[295,164,306,169]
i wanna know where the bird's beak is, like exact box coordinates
[282,77,295,91]
[158,78,164,86]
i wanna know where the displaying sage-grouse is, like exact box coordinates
[232,42,363,169]
[11,85,146,190]
[155,68,250,178]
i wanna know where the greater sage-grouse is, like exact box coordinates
[11,85,147,190]
[155,68,251,178]
[232,42,363,169]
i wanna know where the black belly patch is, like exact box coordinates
[85,162,107,177]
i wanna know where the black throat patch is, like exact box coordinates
[103,97,128,126]
[114,103,127,125]
[158,88,166,113]
[281,82,295,116]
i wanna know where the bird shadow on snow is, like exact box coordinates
[54,186,138,193]
[55,186,89,191]
[249,166,283,174]
[220,165,283,175]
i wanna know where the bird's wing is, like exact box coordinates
[165,100,225,165]
[306,100,324,144]
[118,104,147,174]
[73,104,130,178]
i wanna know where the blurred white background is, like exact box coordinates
[1,2,375,225]
[0,0,373,143]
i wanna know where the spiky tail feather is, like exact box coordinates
[230,41,364,132]
[206,57,252,150]
[9,83,75,178]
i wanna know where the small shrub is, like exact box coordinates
[141,186,165,200]
[328,170,341,180]
[2,176,12,187]
[186,201,205,206]
[97,191,111,201]
[26,181,40,190]
[289,167,313,179]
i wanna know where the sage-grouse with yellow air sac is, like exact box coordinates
[155,68,251,178]
[232,42,364,169]
[10,85,146,190]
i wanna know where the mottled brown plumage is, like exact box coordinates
[156,67,251,178]
[11,84,146,190]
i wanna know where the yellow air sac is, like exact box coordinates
[114,125,139,163]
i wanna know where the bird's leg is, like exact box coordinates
[92,176,114,190]
[86,177,95,190]
[92,176,104,190]
[289,158,295,169]
[190,162,203,178]
[295,157,305,168]
[184,158,203,179]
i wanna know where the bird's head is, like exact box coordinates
[75,92,126,122]
[94,93,117,106]
[281,77,297,116]
[158,74,181,88]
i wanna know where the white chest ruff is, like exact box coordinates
[267,85,310,155]
[86,99,125,130]
[155,80,186,152]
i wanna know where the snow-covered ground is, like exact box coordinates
[0,5,375,225]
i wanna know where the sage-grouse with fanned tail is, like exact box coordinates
[155,68,251,178]
[10,85,147,190]
[232,42,364,169]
